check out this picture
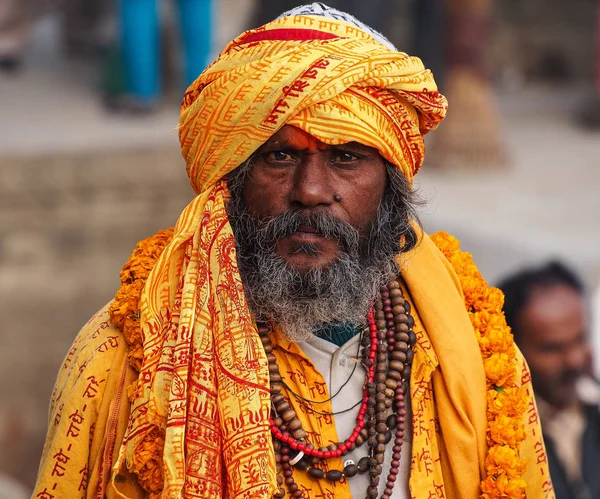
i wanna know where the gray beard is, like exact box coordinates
[226,165,418,343]
[241,253,384,342]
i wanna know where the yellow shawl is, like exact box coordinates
[33,233,555,498]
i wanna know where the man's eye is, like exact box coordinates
[267,151,295,162]
[333,152,359,163]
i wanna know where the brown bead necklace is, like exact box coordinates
[257,278,415,499]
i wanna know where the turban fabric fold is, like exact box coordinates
[179,14,447,191]
[115,14,447,498]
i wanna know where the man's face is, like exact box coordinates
[241,125,387,273]
[517,285,590,408]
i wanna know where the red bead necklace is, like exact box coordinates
[268,308,378,460]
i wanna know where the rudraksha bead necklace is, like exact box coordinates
[257,278,416,499]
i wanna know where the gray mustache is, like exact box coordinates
[254,210,360,252]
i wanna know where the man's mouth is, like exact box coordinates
[296,225,318,234]
[282,225,336,250]
[288,229,326,242]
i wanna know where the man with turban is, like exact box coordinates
[34,4,555,499]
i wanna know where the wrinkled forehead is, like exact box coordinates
[256,125,383,156]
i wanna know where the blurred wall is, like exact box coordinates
[492,0,597,84]
[0,147,192,486]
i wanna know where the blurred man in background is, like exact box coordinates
[111,0,213,113]
[500,262,600,499]
[0,0,33,72]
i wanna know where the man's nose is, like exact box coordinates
[564,344,589,371]
[289,155,334,209]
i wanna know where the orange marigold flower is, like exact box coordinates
[475,287,505,312]
[485,445,527,480]
[461,276,487,308]
[487,388,528,420]
[470,310,492,331]
[478,323,515,357]
[481,473,527,498]
[431,231,528,497]
[132,428,166,494]
[484,353,517,387]
[430,231,461,255]
[119,228,174,283]
[109,228,174,359]
[108,279,144,328]
[107,228,174,497]
[488,414,526,447]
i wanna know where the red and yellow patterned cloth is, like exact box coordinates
[34,11,554,499]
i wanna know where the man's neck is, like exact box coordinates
[536,396,581,422]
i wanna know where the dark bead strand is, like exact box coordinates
[382,385,407,499]
[267,314,378,461]
[380,286,397,354]
[260,322,312,447]
[280,444,305,498]
[360,311,380,499]
[380,280,412,499]
[380,289,396,410]
[261,280,416,499]
[369,287,390,497]
[273,439,286,499]
[363,289,386,498]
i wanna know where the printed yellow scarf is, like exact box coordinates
[115,14,447,498]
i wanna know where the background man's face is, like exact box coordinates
[517,284,591,408]
[241,125,387,273]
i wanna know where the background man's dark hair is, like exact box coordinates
[497,261,584,340]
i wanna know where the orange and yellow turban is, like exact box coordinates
[115,13,447,499]
[179,14,447,192]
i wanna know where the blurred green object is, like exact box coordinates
[100,43,155,114]
[100,43,127,102]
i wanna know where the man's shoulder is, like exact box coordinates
[63,303,124,370]
[52,303,126,407]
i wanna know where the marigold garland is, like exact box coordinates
[108,227,174,374]
[108,229,527,498]
[431,231,528,499]
[107,227,174,497]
